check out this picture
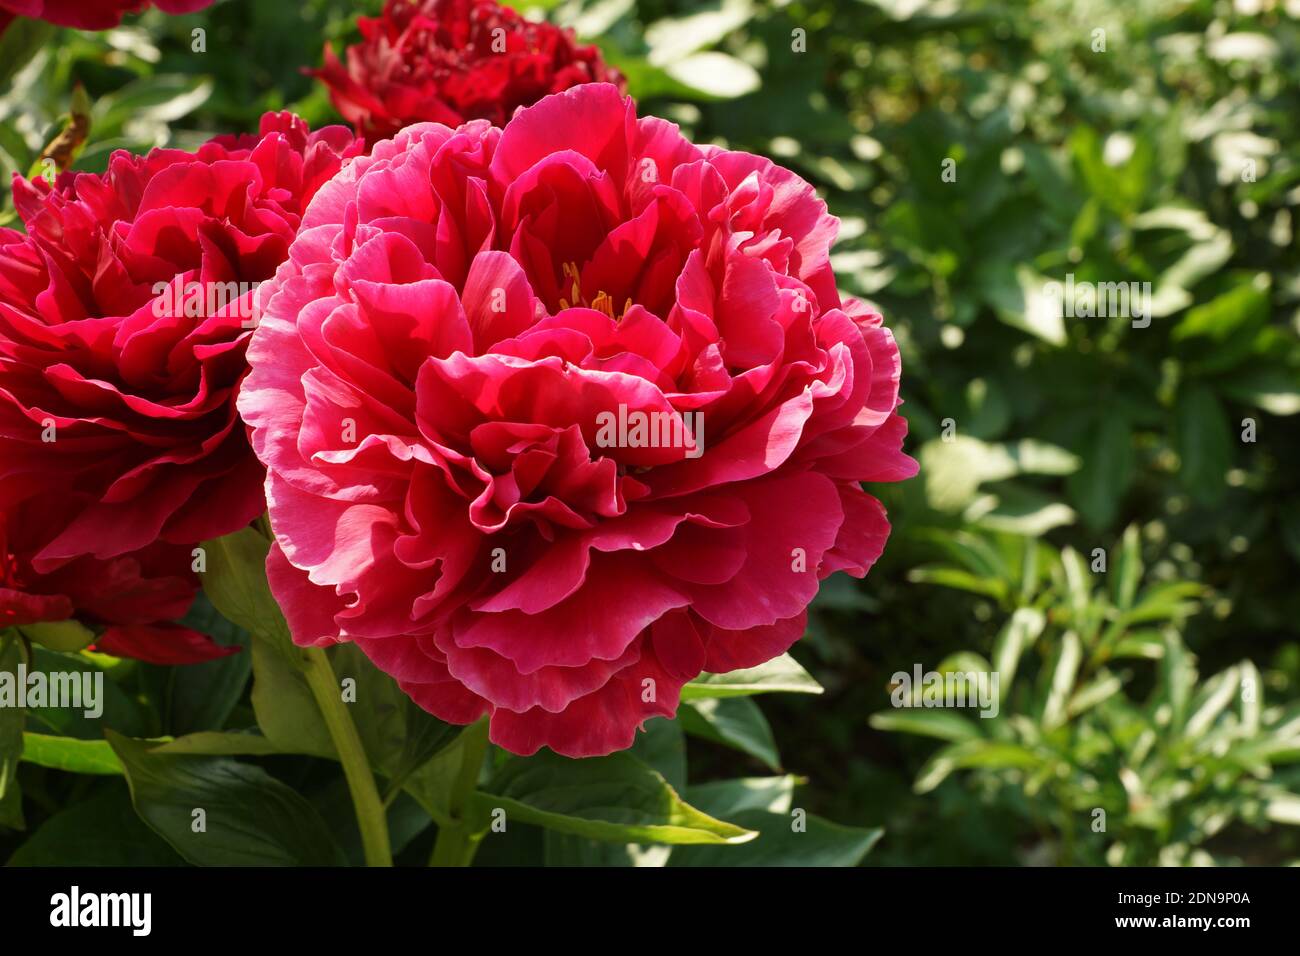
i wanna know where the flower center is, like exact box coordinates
[556,261,632,320]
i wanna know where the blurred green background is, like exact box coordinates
[2,0,1298,866]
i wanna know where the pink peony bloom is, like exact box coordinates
[0,113,362,572]
[1,496,234,665]
[309,0,625,146]
[239,84,917,757]
[0,0,212,32]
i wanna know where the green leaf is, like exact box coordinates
[153,731,283,757]
[163,593,251,735]
[669,810,881,866]
[106,731,346,866]
[1161,632,1195,733]
[327,643,455,781]
[17,620,95,653]
[1066,671,1124,717]
[199,530,337,758]
[543,718,687,866]
[1220,366,1300,416]
[479,750,756,846]
[21,733,123,775]
[0,18,54,88]
[0,636,24,829]
[91,74,213,140]
[920,436,1078,512]
[981,263,1066,346]
[1174,384,1232,506]
[1066,415,1133,528]
[1113,525,1143,610]
[914,739,1041,793]
[907,566,1008,601]
[1172,281,1269,346]
[683,776,800,818]
[663,53,761,99]
[1040,631,1083,731]
[249,634,333,759]
[199,527,292,649]
[679,697,780,770]
[8,784,183,866]
[967,487,1076,537]
[22,648,147,740]
[917,528,1008,579]
[644,0,754,66]
[1184,665,1240,740]
[870,709,983,742]
[1124,581,1204,624]
[400,723,481,827]
[990,608,1047,700]
[680,653,822,700]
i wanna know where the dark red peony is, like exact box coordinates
[0,0,212,32]
[0,112,362,584]
[0,498,233,664]
[310,0,624,145]
[240,84,917,758]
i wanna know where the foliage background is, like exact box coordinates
[2,0,1299,866]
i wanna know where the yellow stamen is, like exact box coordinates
[557,260,631,320]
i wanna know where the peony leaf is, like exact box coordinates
[199,527,293,651]
[542,718,687,866]
[1174,384,1232,506]
[7,785,182,866]
[154,731,284,758]
[17,620,96,653]
[165,594,251,736]
[248,633,334,760]
[22,647,148,740]
[668,809,882,867]
[106,731,346,866]
[1066,414,1133,529]
[478,750,756,846]
[678,697,781,771]
[199,529,333,756]
[913,739,1042,793]
[684,776,801,818]
[20,732,123,775]
[663,52,761,99]
[328,643,457,781]
[0,18,54,89]
[0,636,23,829]
[869,710,983,743]
[680,653,823,700]
[644,0,755,67]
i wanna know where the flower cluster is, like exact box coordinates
[239,84,916,756]
[1,7,914,756]
[310,0,624,145]
[0,113,360,663]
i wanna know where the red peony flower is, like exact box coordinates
[0,0,212,32]
[0,496,233,665]
[0,113,362,578]
[239,84,917,757]
[310,0,625,146]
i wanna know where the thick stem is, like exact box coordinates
[301,646,392,867]
[429,718,491,867]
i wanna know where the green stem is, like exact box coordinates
[301,646,392,867]
[430,718,491,867]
